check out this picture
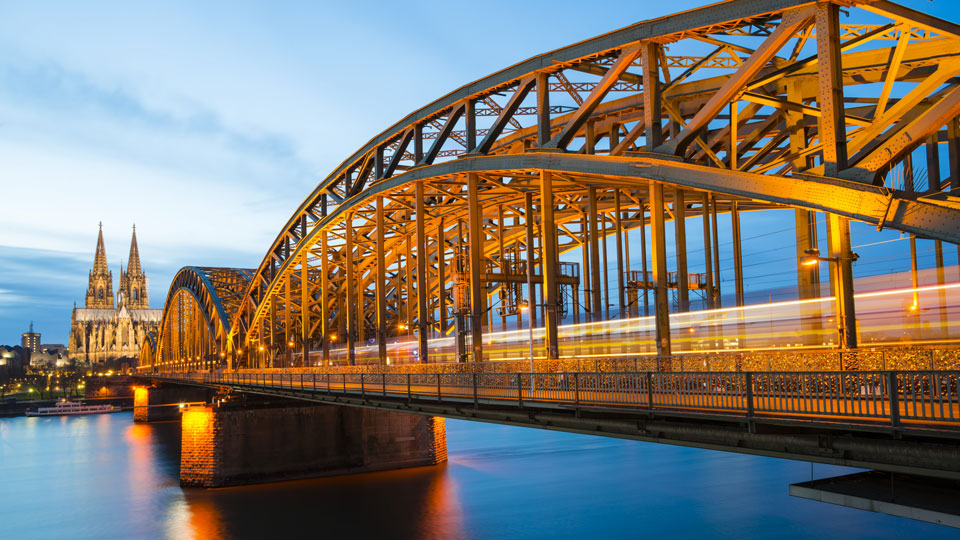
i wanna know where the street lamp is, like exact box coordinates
[800,247,860,348]
[800,247,859,266]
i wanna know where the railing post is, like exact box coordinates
[646,371,654,408]
[437,373,442,401]
[382,372,386,396]
[361,372,365,400]
[517,373,523,407]
[745,372,754,417]
[407,373,412,403]
[574,372,580,408]
[312,373,316,392]
[888,371,901,428]
[300,373,304,390]
[473,372,479,409]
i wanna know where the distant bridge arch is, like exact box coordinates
[151,267,252,371]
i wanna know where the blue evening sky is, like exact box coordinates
[0,0,953,344]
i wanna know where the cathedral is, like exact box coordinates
[69,224,162,364]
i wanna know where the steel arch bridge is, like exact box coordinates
[144,267,252,370]
[145,0,960,373]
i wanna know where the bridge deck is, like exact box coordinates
[151,369,960,429]
[142,369,960,478]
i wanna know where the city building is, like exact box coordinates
[0,345,28,379]
[20,322,40,354]
[69,224,162,364]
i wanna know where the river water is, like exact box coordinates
[0,412,947,539]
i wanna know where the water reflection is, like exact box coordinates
[0,412,949,539]
[177,461,464,539]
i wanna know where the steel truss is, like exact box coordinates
[142,0,960,371]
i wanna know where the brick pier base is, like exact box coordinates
[179,403,447,487]
[133,385,213,422]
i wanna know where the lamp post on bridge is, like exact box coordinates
[801,247,859,351]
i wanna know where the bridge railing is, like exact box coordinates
[153,369,960,429]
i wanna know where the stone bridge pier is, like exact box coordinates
[133,384,213,422]
[178,397,446,487]
[135,384,447,487]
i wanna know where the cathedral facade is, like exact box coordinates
[69,225,162,364]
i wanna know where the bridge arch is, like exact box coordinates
[140,331,157,370]
[144,267,252,372]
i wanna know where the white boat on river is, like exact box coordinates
[25,400,121,417]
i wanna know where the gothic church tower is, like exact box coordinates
[118,225,149,309]
[84,223,114,309]
[71,223,162,364]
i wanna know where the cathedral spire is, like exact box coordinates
[93,221,109,275]
[85,222,114,309]
[127,224,142,275]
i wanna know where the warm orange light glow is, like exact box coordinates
[801,259,819,266]
[258,345,265,351]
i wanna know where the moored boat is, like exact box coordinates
[25,399,121,417]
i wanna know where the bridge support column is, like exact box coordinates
[710,195,722,308]
[827,214,857,349]
[345,215,356,365]
[732,201,744,307]
[650,180,671,356]
[614,190,626,316]
[179,402,446,488]
[795,209,820,299]
[376,197,388,365]
[816,1,848,177]
[320,231,331,366]
[675,189,689,312]
[579,213,589,319]
[133,384,212,423]
[601,212,610,319]
[539,170,560,359]
[525,193,538,330]
[415,182,430,363]
[935,239,948,338]
[467,172,484,362]
[701,192,715,310]
[910,234,920,311]
[640,199,649,316]
[301,248,310,367]
[587,187,603,321]
[438,218,448,336]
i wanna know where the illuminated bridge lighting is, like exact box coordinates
[136,0,960,375]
